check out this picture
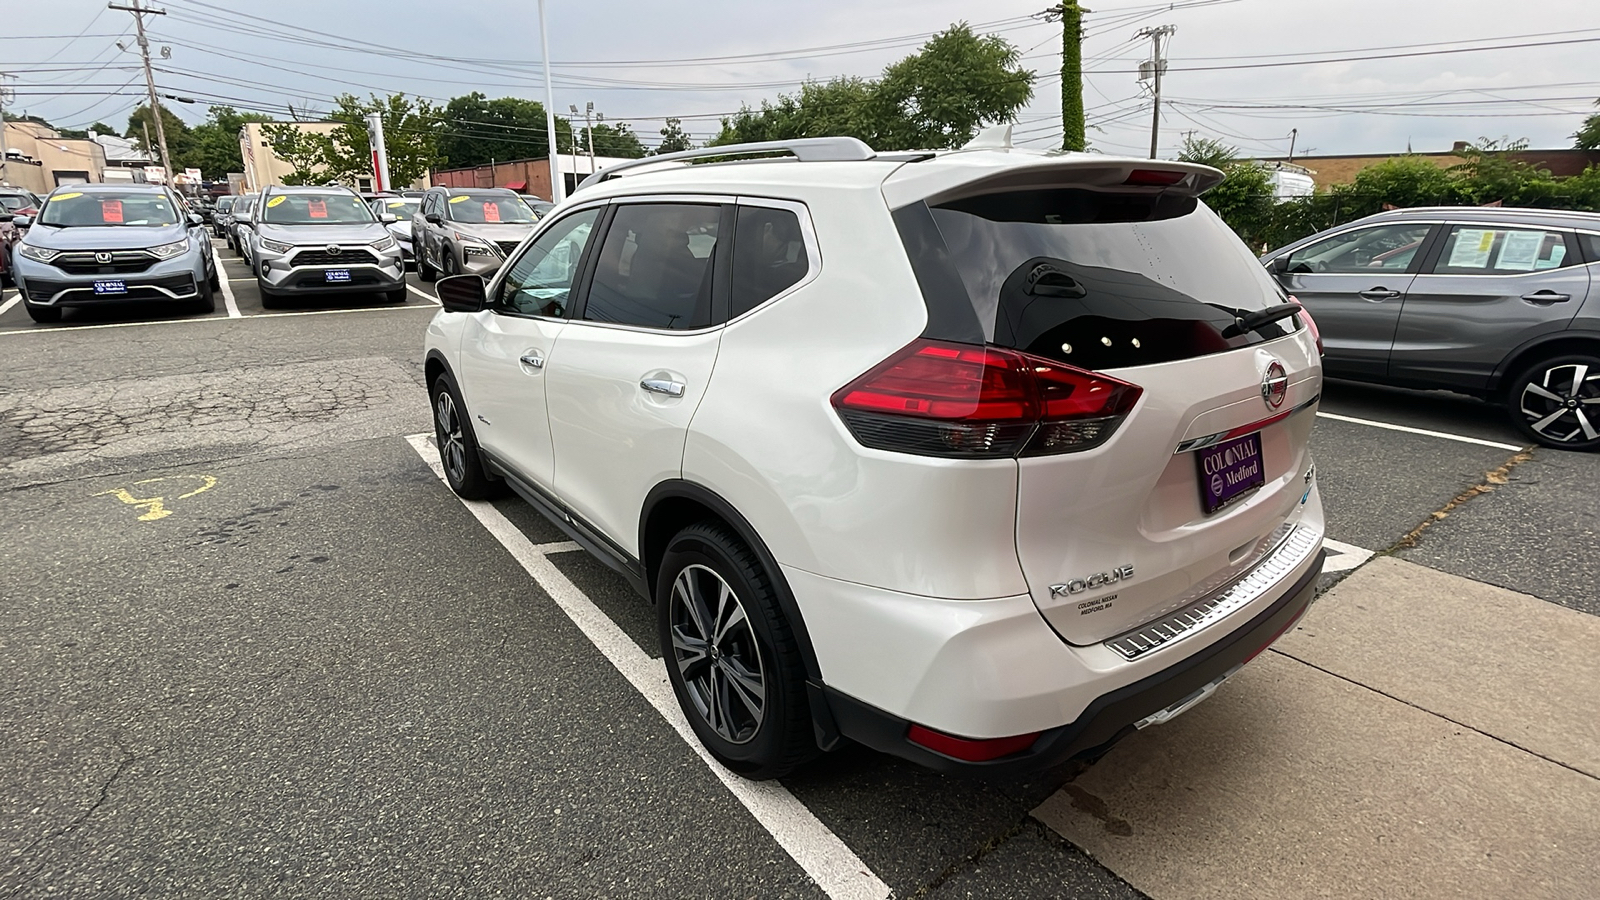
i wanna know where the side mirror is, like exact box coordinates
[12,215,32,229]
[189,213,205,227]
[380,213,398,224]
[425,212,443,224]
[1268,255,1291,276]
[437,274,487,312]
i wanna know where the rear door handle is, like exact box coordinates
[1357,288,1401,301]
[1521,291,1571,305]
[640,378,685,397]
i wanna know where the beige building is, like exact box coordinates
[238,121,344,193]
[0,121,109,194]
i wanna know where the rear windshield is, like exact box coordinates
[39,190,178,227]
[447,194,536,224]
[900,189,1294,370]
[260,192,373,225]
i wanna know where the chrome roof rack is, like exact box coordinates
[575,137,877,191]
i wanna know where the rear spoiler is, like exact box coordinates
[882,156,1226,211]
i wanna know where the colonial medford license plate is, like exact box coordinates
[93,280,127,295]
[1196,432,1265,514]
[324,269,351,283]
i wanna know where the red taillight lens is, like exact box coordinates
[1288,295,1323,356]
[1124,168,1187,186]
[831,339,1142,458]
[907,724,1040,762]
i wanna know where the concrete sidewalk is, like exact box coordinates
[1034,557,1600,900]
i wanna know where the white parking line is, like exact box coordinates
[213,250,241,318]
[404,433,891,900]
[407,284,441,305]
[1321,538,1375,574]
[1314,411,1525,452]
[0,289,18,318]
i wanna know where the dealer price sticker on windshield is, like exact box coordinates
[1196,432,1265,514]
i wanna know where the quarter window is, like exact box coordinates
[730,205,810,318]
[1286,223,1432,274]
[1431,225,1572,275]
[584,203,721,329]
[496,207,600,317]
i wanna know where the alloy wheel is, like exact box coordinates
[434,390,467,484]
[1518,362,1600,444]
[669,564,766,744]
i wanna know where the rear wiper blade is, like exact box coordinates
[1222,302,1300,338]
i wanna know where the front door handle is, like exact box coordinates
[1521,291,1571,305]
[518,350,544,370]
[640,378,685,397]
[1357,288,1401,301]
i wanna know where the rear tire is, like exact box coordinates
[208,266,222,293]
[658,522,816,780]
[24,301,62,323]
[430,373,504,499]
[1506,353,1600,451]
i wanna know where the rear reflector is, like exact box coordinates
[1124,169,1188,186]
[831,339,1142,458]
[907,724,1040,762]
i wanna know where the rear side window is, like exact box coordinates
[730,205,809,318]
[904,189,1294,370]
[1431,225,1573,275]
[584,203,721,330]
[1286,223,1431,274]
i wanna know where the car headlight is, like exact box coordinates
[148,239,190,260]
[258,237,293,254]
[370,235,396,251]
[17,244,60,262]
[461,244,493,257]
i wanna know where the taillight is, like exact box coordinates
[830,339,1142,458]
[1124,168,1187,186]
[907,724,1040,762]
[1288,295,1323,356]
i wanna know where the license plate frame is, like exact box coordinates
[93,279,127,295]
[1195,432,1265,515]
[324,269,351,283]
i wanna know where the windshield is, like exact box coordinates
[260,192,374,225]
[378,198,420,216]
[215,197,235,212]
[447,194,536,225]
[39,190,178,227]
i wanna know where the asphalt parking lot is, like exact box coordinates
[2,240,1595,898]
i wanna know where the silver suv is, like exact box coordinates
[249,185,406,308]
[1264,207,1600,450]
[413,187,539,282]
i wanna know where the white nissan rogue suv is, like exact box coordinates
[422,133,1326,779]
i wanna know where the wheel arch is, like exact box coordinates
[424,349,457,392]
[1491,330,1600,397]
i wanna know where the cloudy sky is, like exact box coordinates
[6,0,1598,160]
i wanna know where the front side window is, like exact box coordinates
[730,205,810,318]
[260,192,373,225]
[39,190,178,227]
[447,194,537,225]
[584,203,721,329]
[1431,225,1571,275]
[496,207,601,317]
[1286,223,1432,274]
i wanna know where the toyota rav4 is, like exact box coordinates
[422,133,1327,779]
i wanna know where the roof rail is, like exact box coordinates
[575,137,877,191]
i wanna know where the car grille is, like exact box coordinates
[290,247,378,267]
[50,250,158,275]
[495,240,522,257]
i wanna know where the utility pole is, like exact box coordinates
[537,0,563,203]
[0,73,12,187]
[1137,24,1174,159]
[1045,3,1088,152]
[109,0,173,184]
[570,102,597,168]
[1287,127,1298,163]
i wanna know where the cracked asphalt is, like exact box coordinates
[1,245,1594,898]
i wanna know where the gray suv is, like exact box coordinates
[250,185,406,308]
[413,187,538,282]
[10,183,219,324]
[1263,207,1600,450]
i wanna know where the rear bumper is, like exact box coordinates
[819,549,1323,775]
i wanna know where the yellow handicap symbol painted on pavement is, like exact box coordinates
[95,474,218,522]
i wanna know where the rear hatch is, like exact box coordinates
[884,156,1322,645]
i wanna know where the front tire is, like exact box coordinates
[1506,354,1600,451]
[257,278,278,310]
[658,522,815,780]
[431,373,504,499]
[417,244,438,282]
[193,275,216,313]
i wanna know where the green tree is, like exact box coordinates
[438,93,572,167]
[657,117,694,153]
[1448,137,1561,207]
[1177,136,1273,246]
[1346,156,1457,209]
[583,122,646,158]
[125,104,195,165]
[263,93,443,186]
[1575,100,1600,150]
[183,106,273,179]
[710,23,1033,151]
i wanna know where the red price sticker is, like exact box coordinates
[482,202,501,223]
[308,200,328,219]
[101,200,124,223]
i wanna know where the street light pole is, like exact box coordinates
[537,0,563,203]
[109,0,173,184]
